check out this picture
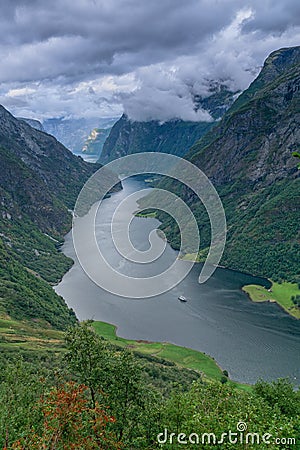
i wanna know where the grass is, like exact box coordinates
[92,321,251,391]
[0,313,65,351]
[179,249,209,262]
[179,252,200,262]
[242,281,300,319]
[0,314,250,390]
[135,211,157,218]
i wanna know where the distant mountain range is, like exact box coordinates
[141,46,300,282]
[82,127,112,157]
[42,116,119,154]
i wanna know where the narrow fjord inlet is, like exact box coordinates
[0,3,299,447]
[55,177,300,385]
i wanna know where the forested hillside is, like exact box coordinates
[1,322,299,449]
[149,46,300,283]
[0,105,119,340]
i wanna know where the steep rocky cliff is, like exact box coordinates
[0,106,119,330]
[188,46,300,185]
[150,46,300,282]
[0,105,103,235]
[99,87,236,163]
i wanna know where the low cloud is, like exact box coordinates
[121,8,300,122]
[123,85,213,123]
[0,0,299,121]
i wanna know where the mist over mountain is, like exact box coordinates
[82,127,112,158]
[1,1,299,125]
[17,117,44,131]
[144,46,300,282]
[43,116,119,154]
[100,84,236,163]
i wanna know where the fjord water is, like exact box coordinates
[55,177,300,385]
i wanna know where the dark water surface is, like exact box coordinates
[55,178,300,384]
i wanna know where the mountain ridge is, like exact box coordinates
[0,105,119,334]
[141,46,300,282]
[99,86,236,163]
[17,117,45,131]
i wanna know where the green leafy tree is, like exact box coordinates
[64,322,160,447]
[0,359,45,449]
[64,321,112,408]
[158,381,299,449]
[254,378,300,417]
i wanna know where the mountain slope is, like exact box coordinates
[17,117,45,131]
[0,106,102,219]
[99,115,214,163]
[188,46,300,184]
[0,106,119,337]
[147,46,300,282]
[99,87,236,163]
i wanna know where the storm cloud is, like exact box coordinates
[0,0,299,121]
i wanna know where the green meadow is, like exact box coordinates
[92,320,250,390]
[242,281,300,319]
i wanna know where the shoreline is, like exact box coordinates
[242,282,300,320]
[176,253,300,320]
[91,320,251,391]
[54,186,298,389]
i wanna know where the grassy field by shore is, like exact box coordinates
[92,320,250,390]
[0,313,65,352]
[242,281,300,319]
[135,211,157,218]
[174,254,300,321]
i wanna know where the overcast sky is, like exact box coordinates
[0,0,299,122]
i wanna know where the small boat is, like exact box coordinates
[178,295,187,302]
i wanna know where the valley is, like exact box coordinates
[0,43,299,449]
[55,176,300,385]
